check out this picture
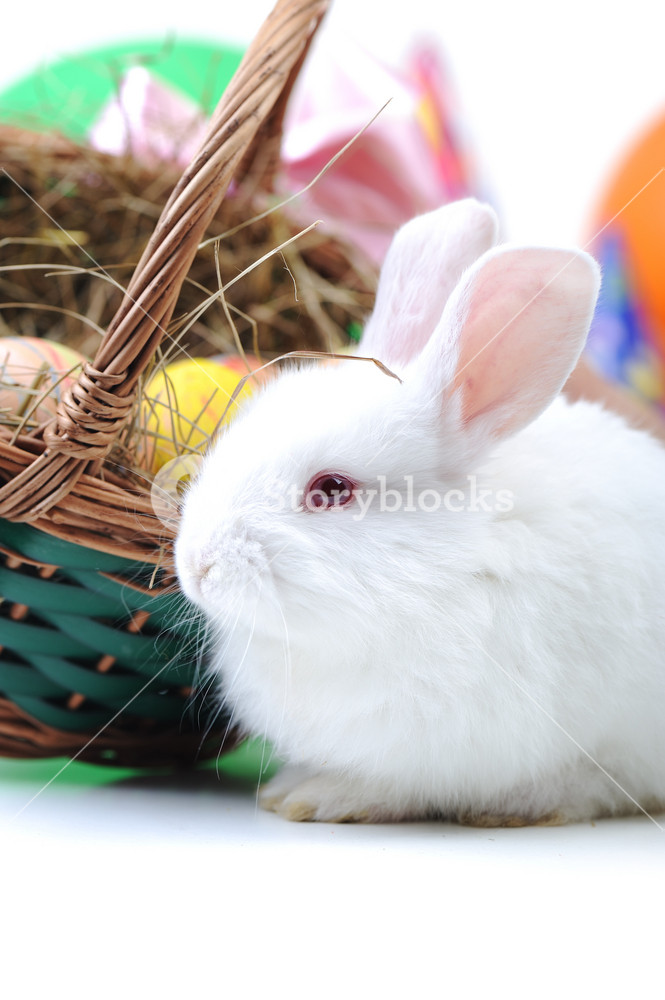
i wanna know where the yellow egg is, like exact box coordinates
[0,336,86,427]
[140,357,254,472]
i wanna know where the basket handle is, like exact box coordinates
[0,0,329,521]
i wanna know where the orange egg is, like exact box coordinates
[0,336,86,428]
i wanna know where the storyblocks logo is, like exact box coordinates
[152,456,514,528]
[299,475,514,519]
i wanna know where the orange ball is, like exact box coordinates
[589,113,665,353]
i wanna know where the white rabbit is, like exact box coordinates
[175,199,665,825]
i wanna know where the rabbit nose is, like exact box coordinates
[177,555,207,605]
[174,533,215,601]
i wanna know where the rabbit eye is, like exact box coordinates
[305,473,356,510]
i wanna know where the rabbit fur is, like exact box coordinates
[176,199,665,825]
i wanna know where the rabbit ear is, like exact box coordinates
[360,199,499,365]
[422,245,601,441]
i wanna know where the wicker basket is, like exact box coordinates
[0,0,360,766]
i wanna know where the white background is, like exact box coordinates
[2,2,664,997]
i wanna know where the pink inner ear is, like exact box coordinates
[446,246,600,439]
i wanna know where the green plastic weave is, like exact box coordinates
[0,517,224,751]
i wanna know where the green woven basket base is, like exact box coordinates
[0,518,224,746]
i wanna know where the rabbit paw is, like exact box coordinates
[259,766,389,823]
